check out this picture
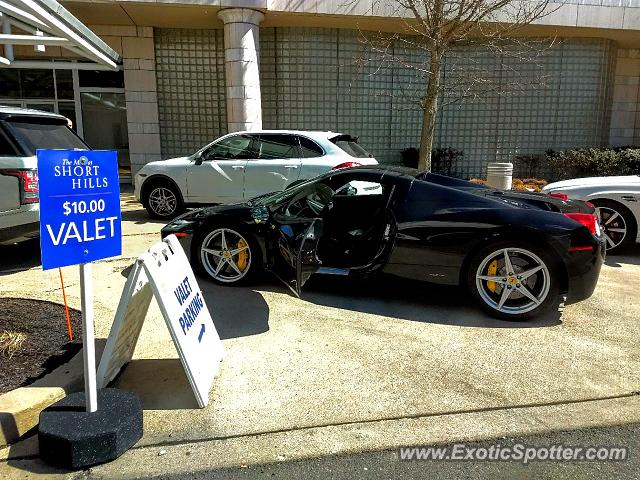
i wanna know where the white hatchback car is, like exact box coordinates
[134,130,378,218]
[543,175,640,253]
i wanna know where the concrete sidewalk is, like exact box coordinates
[1,192,639,477]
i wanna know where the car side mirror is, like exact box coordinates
[194,152,204,166]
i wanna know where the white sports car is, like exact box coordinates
[543,175,640,253]
[134,130,377,218]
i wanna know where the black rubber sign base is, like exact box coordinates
[38,388,143,469]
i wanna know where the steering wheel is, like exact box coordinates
[285,184,334,217]
[285,198,314,217]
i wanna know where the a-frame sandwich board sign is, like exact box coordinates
[97,235,224,408]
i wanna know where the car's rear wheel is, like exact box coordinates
[194,226,259,285]
[592,199,636,254]
[143,181,184,219]
[467,243,560,321]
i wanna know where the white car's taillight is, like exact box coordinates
[332,161,361,170]
[548,192,569,201]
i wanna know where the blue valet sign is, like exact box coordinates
[38,150,122,270]
[37,149,122,414]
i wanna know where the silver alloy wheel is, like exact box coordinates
[475,247,551,315]
[595,206,627,250]
[148,187,177,216]
[200,228,252,283]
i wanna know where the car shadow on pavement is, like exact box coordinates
[119,202,168,226]
[120,267,270,339]
[605,244,640,267]
[104,280,271,410]
[198,277,271,339]
[120,208,166,225]
[0,239,41,274]
[298,274,562,329]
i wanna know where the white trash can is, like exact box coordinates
[486,162,513,190]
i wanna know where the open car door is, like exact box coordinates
[271,218,323,297]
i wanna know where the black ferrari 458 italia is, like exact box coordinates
[161,166,605,320]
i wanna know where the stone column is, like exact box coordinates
[121,27,162,179]
[218,8,264,132]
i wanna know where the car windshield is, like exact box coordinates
[6,118,87,155]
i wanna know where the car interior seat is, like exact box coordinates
[318,192,389,267]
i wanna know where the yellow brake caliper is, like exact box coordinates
[236,238,249,271]
[487,259,498,293]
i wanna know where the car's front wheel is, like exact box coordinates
[467,243,560,321]
[193,226,259,285]
[143,181,184,219]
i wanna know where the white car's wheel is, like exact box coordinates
[143,181,184,219]
[593,200,637,254]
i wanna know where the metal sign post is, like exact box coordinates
[79,262,97,413]
[37,149,122,412]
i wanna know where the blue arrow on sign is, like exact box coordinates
[198,324,205,343]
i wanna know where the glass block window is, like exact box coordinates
[261,28,616,179]
[336,29,395,165]
[261,27,339,132]
[155,28,227,158]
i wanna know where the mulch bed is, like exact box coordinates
[0,298,82,394]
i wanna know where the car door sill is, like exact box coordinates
[317,267,350,275]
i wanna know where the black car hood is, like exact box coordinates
[176,202,255,222]
[202,202,252,215]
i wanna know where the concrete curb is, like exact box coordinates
[0,342,105,447]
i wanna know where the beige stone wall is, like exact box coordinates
[609,49,640,147]
[90,25,162,177]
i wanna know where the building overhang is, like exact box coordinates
[60,0,640,49]
[0,0,121,70]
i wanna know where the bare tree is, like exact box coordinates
[355,0,557,171]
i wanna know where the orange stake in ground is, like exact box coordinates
[58,268,73,341]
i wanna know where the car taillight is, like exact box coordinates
[565,212,599,252]
[332,161,361,170]
[549,192,569,201]
[565,212,599,238]
[1,169,39,204]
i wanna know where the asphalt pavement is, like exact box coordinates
[166,422,639,480]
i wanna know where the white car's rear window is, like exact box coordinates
[7,119,87,155]
[332,138,371,158]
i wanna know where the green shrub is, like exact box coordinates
[432,147,464,177]
[514,147,640,181]
[513,154,546,179]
